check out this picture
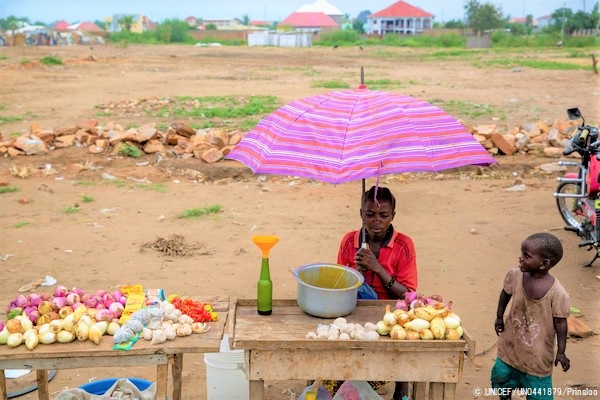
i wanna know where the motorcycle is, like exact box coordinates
[554,107,600,266]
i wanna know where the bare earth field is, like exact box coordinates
[0,44,599,400]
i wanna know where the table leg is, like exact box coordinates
[413,382,427,400]
[156,363,168,400]
[36,370,49,400]
[249,379,264,400]
[0,370,7,400]
[172,354,183,400]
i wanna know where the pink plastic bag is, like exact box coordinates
[332,381,383,400]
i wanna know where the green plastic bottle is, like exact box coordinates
[257,257,272,315]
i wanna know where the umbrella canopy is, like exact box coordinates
[226,87,495,185]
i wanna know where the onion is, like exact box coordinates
[409,299,425,309]
[108,302,124,318]
[7,332,23,347]
[66,293,80,306]
[0,326,9,344]
[383,304,396,326]
[395,299,408,311]
[40,292,52,301]
[38,301,53,315]
[71,301,83,311]
[429,294,443,303]
[14,295,28,308]
[404,291,418,304]
[84,297,98,309]
[95,289,106,297]
[443,313,461,329]
[0,322,4,331]
[27,310,40,324]
[54,285,68,298]
[112,291,123,303]
[102,293,115,307]
[119,296,128,306]
[71,287,85,297]
[28,293,42,307]
[95,309,111,322]
[403,318,430,332]
[51,296,67,311]
[375,320,391,335]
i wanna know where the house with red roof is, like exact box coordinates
[366,1,433,35]
[53,20,70,30]
[278,11,338,32]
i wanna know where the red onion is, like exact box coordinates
[409,299,425,309]
[14,295,28,308]
[108,302,124,318]
[404,291,418,304]
[51,296,67,311]
[95,289,106,297]
[28,293,42,307]
[429,294,443,303]
[54,285,69,297]
[95,309,111,322]
[424,296,438,307]
[112,291,123,303]
[395,299,408,311]
[83,298,97,309]
[28,310,40,324]
[119,296,128,306]
[0,322,4,331]
[40,293,52,301]
[71,287,85,297]
[96,303,106,310]
[102,293,115,308]
[66,293,80,306]
[71,301,83,311]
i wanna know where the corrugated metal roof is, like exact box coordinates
[370,1,433,18]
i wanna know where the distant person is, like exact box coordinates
[492,232,570,400]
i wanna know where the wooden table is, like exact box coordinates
[232,299,475,400]
[0,295,229,400]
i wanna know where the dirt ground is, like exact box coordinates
[0,44,599,400]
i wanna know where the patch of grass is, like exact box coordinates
[177,205,222,219]
[80,194,95,203]
[103,179,128,188]
[131,183,168,193]
[12,221,30,228]
[0,112,37,125]
[0,56,8,61]
[40,56,63,66]
[117,143,142,159]
[430,99,505,120]
[169,95,278,119]
[483,58,588,71]
[61,206,80,214]
[0,104,5,111]
[314,80,350,89]
[20,58,31,64]
[73,181,96,186]
[0,186,19,194]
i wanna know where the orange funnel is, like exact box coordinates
[252,235,279,258]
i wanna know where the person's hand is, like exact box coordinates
[555,353,570,372]
[355,247,381,273]
[494,317,504,336]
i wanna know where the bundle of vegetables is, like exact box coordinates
[114,300,211,346]
[169,296,218,322]
[305,317,380,341]
[0,304,122,350]
[376,292,463,341]
[5,286,128,326]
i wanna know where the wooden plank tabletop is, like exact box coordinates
[0,295,229,361]
[232,299,471,353]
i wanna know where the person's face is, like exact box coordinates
[361,198,395,240]
[519,240,549,273]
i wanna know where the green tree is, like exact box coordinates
[464,0,505,35]
[241,14,250,25]
[205,22,217,31]
[352,20,365,33]
[118,15,135,32]
[0,15,30,45]
[444,19,465,29]
[155,19,190,43]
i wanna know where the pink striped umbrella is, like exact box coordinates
[226,86,495,184]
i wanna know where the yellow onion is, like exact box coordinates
[429,317,446,340]
[390,324,406,340]
[419,328,434,340]
[0,326,9,344]
[38,301,53,315]
[455,326,464,338]
[39,331,57,344]
[414,305,446,322]
[383,304,396,326]
[6,318,24,334]
[395,312,411,327]
[37,323,51,335]
[59,306,74,320]
[106,321,120,336]
[375,320,391,336]
[75,321,89,342]
[443,312,461,330]
[62,313,77,333]
[405,331,421,340]
[24,330,39,350]
[57,330,76,343]
[20,316,34,332]
[445,328,461,340]
[48,319,63,334]
[403,318,430,332]
[79,315,93,327]
[7,332,23,347]
[88,323,104,345]
[73,305,87,322]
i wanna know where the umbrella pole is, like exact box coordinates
[361,178,367,248]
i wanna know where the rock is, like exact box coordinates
[77,119,99,131]
[133,124,157,143]
[143,139,165,154]
[88,144,105,154]
[515,134,530,150]
[13,135,48,155]
[491,133,516,156]
[108,131,135,146]
[228,132,242,146]
[547,128,561,147]
[543,147,564,158]
[201,148,224,163]
[35,130,55,145]
[172,122,196,138]
[54,134,76,148]
[472,124,497,137]
[567,316,593,338]
[539,162,567,173]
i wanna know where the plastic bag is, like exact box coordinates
[298,380,332,400]
[332,381,383,400]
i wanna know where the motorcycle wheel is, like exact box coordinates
[556,182,585,229]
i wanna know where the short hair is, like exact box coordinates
[525,232,563,267]
[362,186,396,211]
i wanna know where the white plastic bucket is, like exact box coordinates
[204,335,249,400]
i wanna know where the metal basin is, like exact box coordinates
[293,263,364,318]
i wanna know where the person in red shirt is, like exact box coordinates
[338,185,417,300]
[333,185,418,399]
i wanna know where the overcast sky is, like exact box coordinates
[0,0,589,24]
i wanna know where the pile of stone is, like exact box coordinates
[0,120,242,163]
[0,118,582,162]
